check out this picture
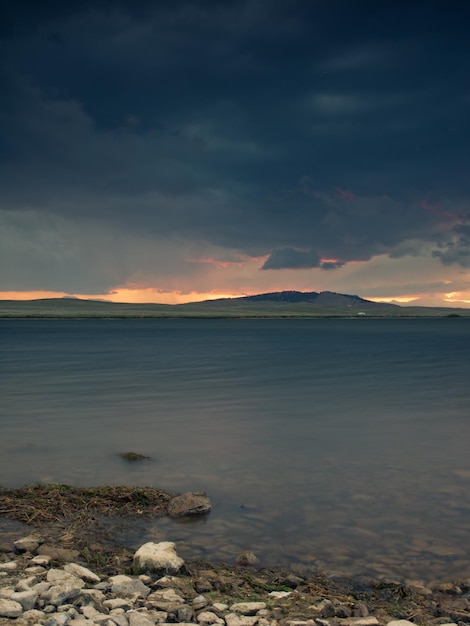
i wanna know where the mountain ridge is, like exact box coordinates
[195,290,399,309]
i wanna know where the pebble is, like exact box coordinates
[0,536,469,626]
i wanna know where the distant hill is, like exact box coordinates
[1,291,469,318]
[196,290,399,309]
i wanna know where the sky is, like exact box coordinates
[1,0,470,306]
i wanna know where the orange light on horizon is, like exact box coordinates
[0,290,70,301]
[366,296,420,304]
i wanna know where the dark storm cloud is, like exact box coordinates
[1,0,470,291]
[262,248,321,270]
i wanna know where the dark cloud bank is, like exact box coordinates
[1,0,470,292]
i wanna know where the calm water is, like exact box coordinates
[1,318,470,582]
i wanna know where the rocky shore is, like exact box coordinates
[2,485,470,626]
[2,534,470,626]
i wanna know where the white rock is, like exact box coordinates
[44,613,71,626]
[269,591,292,598]
[108,614,130,626]
[32,554,52,566]
[386,622,418,626]
[0,598,23,618]
[197,610,225,624]
[225,614,259,626]
[47,569,80,584]
[109,575,150,598]
[78,588,106,603]
[212,603,229,612]
[16,577,37,590]
[0,560,18,572]
[230,602,266,615]
[24,565,47,574]
[341,616,382,626]
[103,598,133,611]
[0,587,13,599]
[42,580,85,606]
[147,588,185,603]
[14,535,41,553]
[10,589,38,611]
[64,563,101,583]
[127,610,156,626]
[80,605,103,619]
[32,581,52,594]
[21,608,47,623]
[133,541,184,574]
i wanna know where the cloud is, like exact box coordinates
[262,248,321,270]
[1,1,470,301]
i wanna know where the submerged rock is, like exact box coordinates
[235,551,258,566]
[168,492,211,517]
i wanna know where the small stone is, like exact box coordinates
[42,581,85,606]
[0,542,14,553]
[24,565,47,574]
[435,582,462,594]
[281,574,304,588]
[10,589,38,611]
[109,575,150,598]
[47,569,80,584]
[21,608,47,623]
[195,577,213,592]
[177,606,194,622]
[127,610,156,626]
[17,576,38,589]
[64,562,101,583]
[14,535,42,553]
[37,545,80,562]
[197,610,224,624]
[230,602,266,615]
[133,541,185,575]
[235,551,258,566]
[212,603,229,612]
[108,614,129,626]
[385,621,416,626]
[353,602,369,617]
[341,618,379,626]
[44,614,71,626]
[225,614,259,626]
[103,598,133,610]
[193,595,208,609]
[269,590,292,598]
[147,588,185,603]
[0,560,18,572]
[139,575,152,585]
[310,599,335,618]
[406,582,433,596]
[0,598,23,618]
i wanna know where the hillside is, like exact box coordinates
[0,291,469,318]
[192,290,398,309]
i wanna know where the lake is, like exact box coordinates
[1,318,470,583]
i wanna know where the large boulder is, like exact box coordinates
[167,491,211,517]
[133,542,184,574]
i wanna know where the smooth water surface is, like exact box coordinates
[1,318,470,582]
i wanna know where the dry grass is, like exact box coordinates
[0,483,174,527]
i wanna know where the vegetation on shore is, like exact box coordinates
[0,483,173,532]
[1,297,469,318]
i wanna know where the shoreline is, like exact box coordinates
[1,527,469,626]
[2,485,470,624]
